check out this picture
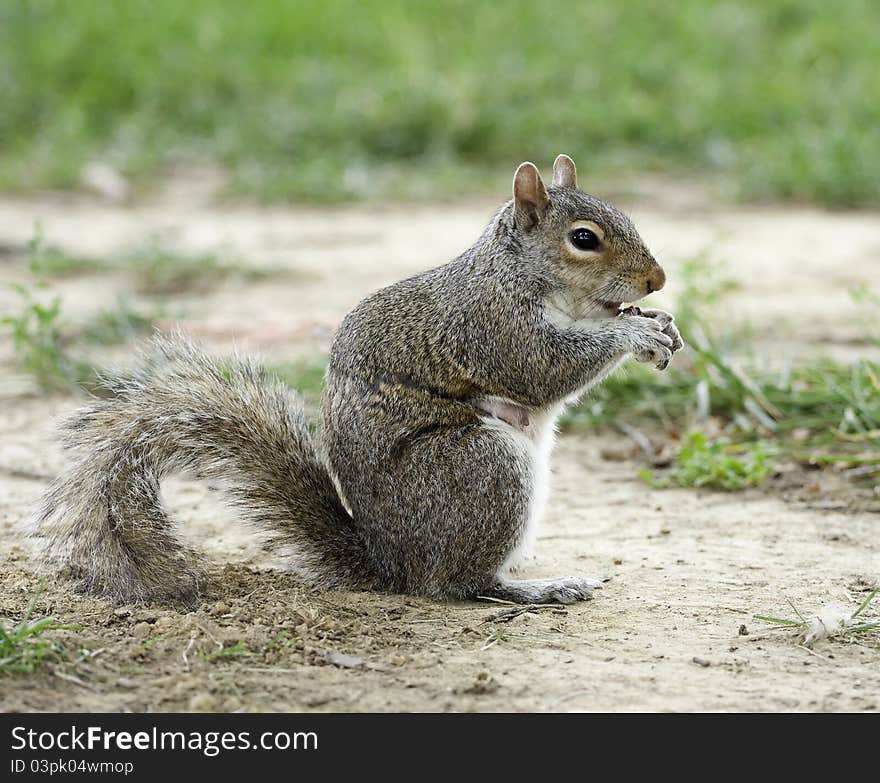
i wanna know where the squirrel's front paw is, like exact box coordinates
[620,315,675,370]
[638,309,684,362]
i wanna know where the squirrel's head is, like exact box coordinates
[506,155,665,318]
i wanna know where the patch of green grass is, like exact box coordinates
[79,297,162,345]
[1,285,90,391]
[0,587,82,675]
[28,238,106,278]
[754,589,879,648]
[4,230,285,390]
[15,224,106,280]
[21,227,281,298]
[128,245,279,296]
[3,229,154,387]
[573,356,880,441]
[203,641,252,662]
[1,282,157,393]
[640,432,770,491]
[1,1,878,205]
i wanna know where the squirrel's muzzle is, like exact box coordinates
[646,263,666,294]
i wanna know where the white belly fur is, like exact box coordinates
[478,363,628,576]
[478,398,566,576]
[505,402,564,573]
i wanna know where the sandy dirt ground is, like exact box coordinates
[0,174,878,712]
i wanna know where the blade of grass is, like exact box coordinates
[752,615,805,628]
[852,588,878,619]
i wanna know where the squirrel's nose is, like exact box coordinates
[646,265,666,294]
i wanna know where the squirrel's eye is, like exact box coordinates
[570,227,601,251]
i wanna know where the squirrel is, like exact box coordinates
[34,154,682,607]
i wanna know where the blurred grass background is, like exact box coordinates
[1,0,878,204]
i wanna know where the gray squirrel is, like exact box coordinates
[34,154,682,606]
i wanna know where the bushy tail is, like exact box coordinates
[33,332,375,605]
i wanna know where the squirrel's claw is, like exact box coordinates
[627,308,683,370]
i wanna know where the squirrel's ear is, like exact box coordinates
[512,162,549,231]
[551,154,577,188]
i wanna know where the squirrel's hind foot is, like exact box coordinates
[483,576,603,605]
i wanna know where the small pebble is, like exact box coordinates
[132,622,152,640]
[188,693,219,712]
